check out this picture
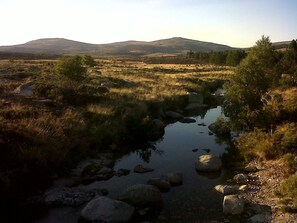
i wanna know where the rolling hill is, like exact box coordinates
[0,37,235,56]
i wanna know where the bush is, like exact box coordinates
[55,56,86,81]
[236,129,274,161]
[277,174,297,211]
[236,123,297,161]
[83,54,97,67]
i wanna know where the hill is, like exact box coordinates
[0,37,235,56]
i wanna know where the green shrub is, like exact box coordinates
[282,153,297,173]
[277,174,297,211]
[236,123,297,161]
[55,56,86,81]
[83,54,97,67]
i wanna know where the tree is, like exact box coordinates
[83,54,97,67]
[226,50,247,66]
[224,36,278,129]
[280,39,297,86]
[55,55,86,81]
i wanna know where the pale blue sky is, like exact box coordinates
[1,0,296,47]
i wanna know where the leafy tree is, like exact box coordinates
[83,54,97,67]
[55,55,86,81]
[224,36,278,129]
[279,39,297,86]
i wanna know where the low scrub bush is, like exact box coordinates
[277,174,297,211]
[236,123,297,161]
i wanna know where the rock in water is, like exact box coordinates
[179,117,196,123]
[195,154,222,172]
[119,184,163,211]
[80,196,135,223]
[147,178,171,192]
[214,185,238,195]
[43,187,104,207]
[134,165,154,173]
[165,111,183,120]
[166,172,183,186]
[223,195,245,215]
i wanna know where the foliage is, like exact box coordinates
[187,50,246,66]
[236,123,297,161]
[83,54,97,67]
[277,174,297,211]
[224,36,279,129]
[279,39,297,86]
[55,55,86,81]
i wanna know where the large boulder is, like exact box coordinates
[195,154,222,172]
[223,195,245,215]
[119,184,163,210]
[80,196,135,223]
[166,172,183,186]
[147,178,171,192]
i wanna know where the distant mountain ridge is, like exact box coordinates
[0,37,236,56]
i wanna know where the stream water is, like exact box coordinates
[38,105,234,223]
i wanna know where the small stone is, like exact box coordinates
[238,185,249,192]
[179,117,196,123]
[233,173,248,184]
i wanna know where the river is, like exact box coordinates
[38,105,234,223]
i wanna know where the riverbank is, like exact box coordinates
[242,160,297,223]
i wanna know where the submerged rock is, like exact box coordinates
[179,117,196,123]
[43,187,105,207]
[195,154,222,172]
[80,196,135,223]
[223,195,245,215]
[166,172,183,186]
[147,178,171,192]
[119,184,163,211]
[165,111,183,120]
[116,168,130,177]
[134,165,154,173]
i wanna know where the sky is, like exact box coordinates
[1,0,296,47]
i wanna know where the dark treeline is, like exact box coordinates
[186,49,247,66]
